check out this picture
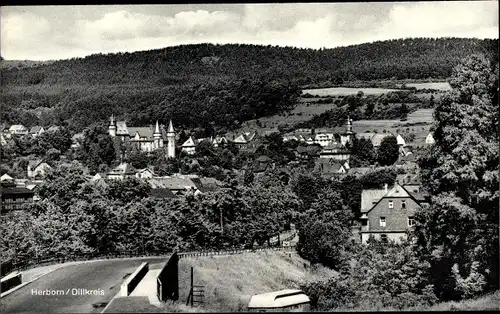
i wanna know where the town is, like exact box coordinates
[0,2,498,314]
[1,114,435,246]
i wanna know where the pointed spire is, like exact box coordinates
[167,119,175,133]
[110,114,114,125]
[154,120,160,134]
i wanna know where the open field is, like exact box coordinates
[175,251,337,312]
[226,100,338,137]
[405,82,452,90]
[302,87,399,96]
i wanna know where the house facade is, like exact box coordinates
[1,181,35,212]
[319,142,350,161]
[107,163,137,180]
[181,136,198,155]
[314,158,348,176]
[29,126,45,138]
[359,183,427,243]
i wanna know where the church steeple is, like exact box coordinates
[109,114,117,137]
[167,119,175,134]
[166,120,176,159]
[154,120,161,136]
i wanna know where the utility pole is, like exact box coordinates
[190,267,194,307]
[220,209,223,234]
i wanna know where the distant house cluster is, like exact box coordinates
[91,162,223,198]
[0,123,62,146]
[282,117,435,177]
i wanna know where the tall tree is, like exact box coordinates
[77,124,116,173]
[416,54,499,300]
[377,136,399,166]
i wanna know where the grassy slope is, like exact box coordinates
[412,290,500,311]
[173,251,337,312]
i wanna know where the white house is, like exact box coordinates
[9,125,29,136]
[314,133,336,147]
[71,133,84,149]
[0,173,14,182]
[27,160,52,178]
[425,132,435,145]
[107,163,137,180]
[212,136,228,148]
[136,168,155,179]
[0,133,7,146]
[396,134,406,146]
[181,136,197,155]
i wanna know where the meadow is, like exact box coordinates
[175,251,337,312]
[405,82,452,90]
[302,87,399,96]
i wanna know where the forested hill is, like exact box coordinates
[2,37,498,86]
[1,37,498,134]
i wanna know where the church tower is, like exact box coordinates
[153,120,161,149]
[346,116,353,133]
[109,114,116,137]
[340,116,355,146]
[166,120,176,159]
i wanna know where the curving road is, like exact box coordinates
[1,257,168,314]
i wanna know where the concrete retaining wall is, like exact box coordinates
[1,271,22,293]
[157,253,179,302]
[120,262,149,297]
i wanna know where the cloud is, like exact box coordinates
[1,11,52,59]
[375,1,498,40]
[0,2,498,61]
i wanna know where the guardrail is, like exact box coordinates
[4,235,299,276]
[177,245,296,259]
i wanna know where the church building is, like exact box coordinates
[108,115,176,159]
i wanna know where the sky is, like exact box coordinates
[1,2,498,61]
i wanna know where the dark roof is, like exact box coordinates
[322,142,346,150]
[314,159,345,174]
[296,145,321,155]
[190,177,222,193]
[1,186,35,197]
[408,191,429,202]
[150,188,177,198]
[29,126,43,133]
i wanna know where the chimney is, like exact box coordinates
[384,183,388,193]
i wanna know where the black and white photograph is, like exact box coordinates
[0,1,498,313]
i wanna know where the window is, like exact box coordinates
[388,200,394,209]
[401,200,406,209]
[380,217,386,227]
[380,234,388,243]
[408,216,416,227]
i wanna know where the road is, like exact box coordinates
[1,257,169,314]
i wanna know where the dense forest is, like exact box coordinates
[2,38,498,86]
[1,37,498,132]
